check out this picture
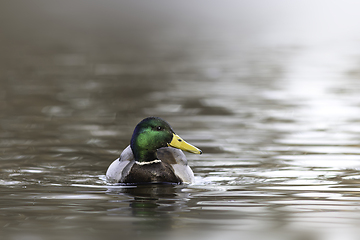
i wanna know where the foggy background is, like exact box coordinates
[2,0,360,56]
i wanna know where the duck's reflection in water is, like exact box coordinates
[107,184,190,233]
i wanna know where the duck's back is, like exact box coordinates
[106,146,194,184]
[157,147,195,184]
[106,145,135,183]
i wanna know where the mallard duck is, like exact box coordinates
[106,117,202,184]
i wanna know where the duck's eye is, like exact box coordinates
[156,126,162,131]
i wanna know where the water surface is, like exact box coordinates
[2,1,360,240]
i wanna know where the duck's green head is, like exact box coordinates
[130,117,202,163]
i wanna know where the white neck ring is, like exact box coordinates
[135,159,162,165]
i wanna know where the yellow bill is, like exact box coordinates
[168,133,202,154]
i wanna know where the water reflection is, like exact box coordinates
[107,185,186,232]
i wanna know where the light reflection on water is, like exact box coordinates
[2,1,360,240]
